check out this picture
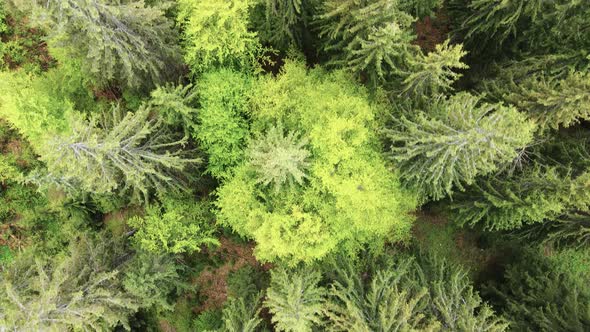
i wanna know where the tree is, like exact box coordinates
[323,252,508,331]
[317,0,418,87]
[22,0,181,90]
[248,124,311,192]
[194,69,251,179]
[401,40,468,98]
[265,267,326,332]
[218,293,264,332]
[483,71,590,131]
[215,61,417,264]
[41,103,199,201]
[514,210,590,249]
[399,0,443,18]
[127,195,219,254]
[177,0,261,75]
[0,234,139,331]
[484,249,590,331]
[385,92,535,200]
[450,167,590,231]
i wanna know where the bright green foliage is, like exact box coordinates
[42,104,199,200]
[150,83,199,131]
[451,168,590,230]
[195,70,251,179]
[401,40,468,98]
[485,250,590,331]
[0,70,79,150]
[399,0,443,18]
[122,252,184,312]
[265,267,326,331]
[0,234,139,331]
[248,124,311,192]
[28,0,181,89]
[219,293,264,332]
[216,61,417,264]
[317,0,418,86]
[386,92,535,200]
[127,196,219,254]
[324,252,507,331]
[177,0,261,75]
[484,71,590,131]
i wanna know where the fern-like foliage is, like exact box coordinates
[450,167,590,231]
[265,267,326,332]
[386,92,535,200]
[515,210,590,249]
[317,0,417,86]
[483,71,590,131]
[220,293,264,332]
[248,124,311,192]
[401,40,468,98]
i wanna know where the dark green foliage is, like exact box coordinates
[317,0,418,86]
[122,252,185,312]
[27,0,181,89]
[265,267,325,331]
[451,167,590,230]
[515,211,590,249]
[484,250,590,331]
[399,0,443,18]
[193,310,223,331]
[386,93,535,200]
[227,265,269,301]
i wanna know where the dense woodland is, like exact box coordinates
[0,0,589,331]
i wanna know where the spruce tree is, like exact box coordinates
[450,167,590,231]
[317,0,418,86]
[265,267,326,332]
[0,234,139,331]
[484,250,590,331]
[42,103,199,201]
[386,92,535,200]
[483,71,590,131]
[26,0,181,89]
[401,40,468,98]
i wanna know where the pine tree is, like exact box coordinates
[0,234,139,331]
[26,0,181,89]
[450,167,590,231]
[41,103,199,201]
[401,40,468,98]
[515,210,590,249]
[399,0,443,18]
[385,92,535,200]
[265,267,326,332]
[483,71,590,131]
[260,0,305,47]
[484,250,590,331]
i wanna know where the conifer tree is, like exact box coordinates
[260,0,308,48]
[265,267,326,332]
[401,40,468,98]
[42,104,199,200]
[26,0,181,89]
[484,250,590,331]
[386,92,535,200]
[0,234,139,331]
[399,0,443,18]
[248,124,311,192]
[484,71,590,131]
[515,210,590,249]
[317,0,418,86]
[177,0,261,75]
[450,167,590,231]
[219,293,264,332]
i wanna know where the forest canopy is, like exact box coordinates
[0,0,589,331]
